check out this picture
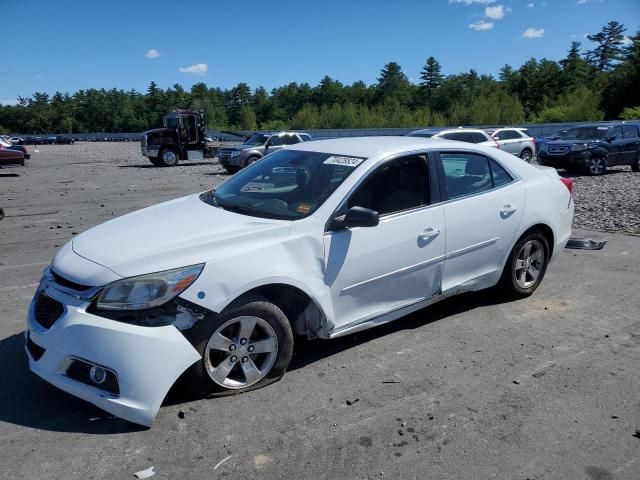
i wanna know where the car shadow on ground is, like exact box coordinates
[0,333,144,434]
[0,290,512,433]
[288,290,513,372]
[118,161,214,169]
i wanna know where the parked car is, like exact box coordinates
[490,128,536,162]
[0,137,30,159]
[9,137,25,145]
[25,136,573,426]
[538,122,640,175]
[409,128,499,148]
[0,146,25,166]
[406,128,444,138]
[217,131,312,173]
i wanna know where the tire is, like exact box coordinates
[159,148,179,167]
[587,155,607,176]
[148,157,162,167]
[185,295,294,397]
[632,153,640,172]
[498,230,549,299]
[246,156,260,168]
[519,149,533,163]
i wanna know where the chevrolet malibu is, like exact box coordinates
[26,137,574,426]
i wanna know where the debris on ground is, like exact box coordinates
[214,455,232,470]
[565,238,607,250]
[133,466,155,479]
[346,399,360,406]
[178,410,185,419]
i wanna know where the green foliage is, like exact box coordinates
[532,87,604,123]
[619,106,640,120]
[0,20,637,133]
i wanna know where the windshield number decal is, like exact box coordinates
[323,156,365,167]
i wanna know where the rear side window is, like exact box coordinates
[440,153,512,199]
[610,126,623,139]
[299,134,312,142]
[623,125,638,139]
[472,132,488,143]
[269,136,284,146]
[490,159,513,187]
[496,130,522,140]
[284,135,300,145]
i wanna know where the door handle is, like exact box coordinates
[500,204,518,215]
[418,227,441,240]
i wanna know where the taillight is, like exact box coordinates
[560,177,573,194]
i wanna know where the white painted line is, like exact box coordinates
[213,455,232,470]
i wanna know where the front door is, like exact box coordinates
[437,151,524,292]
[324,154,445,331]
[622,125,640,164]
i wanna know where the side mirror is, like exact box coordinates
[330,206,379,230]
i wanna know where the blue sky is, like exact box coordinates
[1,0,638,104]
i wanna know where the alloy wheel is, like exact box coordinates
[161,150,178,166]
[204,316,278,389]
[589,156,606,175]
[514,240,544,289]
[520,150,532,163]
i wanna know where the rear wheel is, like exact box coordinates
[185,295,294,396]
[587,155,607,175]
[498,230,549,299]
[159,148,179,167]
[520,149,533,163]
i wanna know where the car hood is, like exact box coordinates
[71,193,291,278]
[222,144,263,151]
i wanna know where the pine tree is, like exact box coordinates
[419,57,443,106]
[560,42,590,92]
[376,62,411,105]
[586,21,627,71]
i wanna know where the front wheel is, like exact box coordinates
[498,231,549,299]
[587,155,607,176]
[159,148,179,167]
[520,149,533,163]
[185,295,294,396]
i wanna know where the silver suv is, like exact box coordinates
[218,132,312,173]
[491,128,536,162]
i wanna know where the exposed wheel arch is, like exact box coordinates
[517,224,555,260]
[229,283,329,339]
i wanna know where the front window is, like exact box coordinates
[561,127,608,140]
[201,149,365,220]
[243,133,270,146]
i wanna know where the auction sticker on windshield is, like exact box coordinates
[323,155,365,167]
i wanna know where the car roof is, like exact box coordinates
[437,128,488,134]
[285,136,490,159]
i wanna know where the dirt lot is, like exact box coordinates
[1,143,639,480]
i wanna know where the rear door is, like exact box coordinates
[622,125,640,164]
[436,151,524,292]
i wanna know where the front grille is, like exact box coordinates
[548,144,570,155]
[26,333,45,361]
[34,292,64,329]
[51,270,93,292]
[218,149,233,160]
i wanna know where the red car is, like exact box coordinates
[0,146,25,166]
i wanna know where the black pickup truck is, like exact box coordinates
[538,122,640,175]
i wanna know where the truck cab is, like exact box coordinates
[141,110,208,166]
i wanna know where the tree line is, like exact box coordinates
[1,21,638,134]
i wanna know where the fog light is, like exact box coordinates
[89,365,107,384]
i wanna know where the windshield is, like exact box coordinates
[243,133,270,146]
[201,149,365,220]
[164,116,179,129]
[561,126,608,140]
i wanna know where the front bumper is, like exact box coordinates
[25,274,201,427]
[142,146,160,158]
[538,151,591,168]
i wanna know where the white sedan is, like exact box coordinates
[25,137,574,426]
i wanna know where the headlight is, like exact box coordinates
[95,264,204,311]
[571,143,587,152]
[230,151,240,157]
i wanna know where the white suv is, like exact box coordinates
[491,128,536,162]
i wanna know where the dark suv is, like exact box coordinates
[538,123,640,175]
